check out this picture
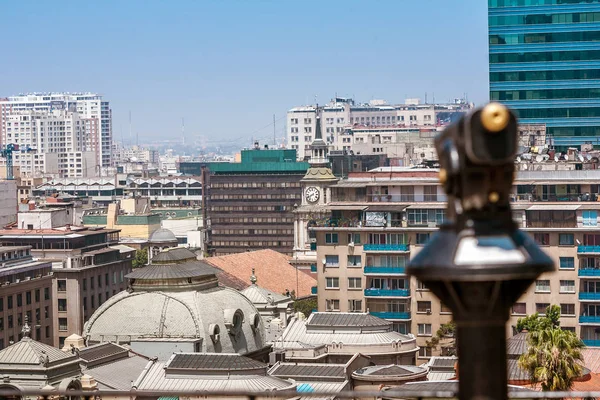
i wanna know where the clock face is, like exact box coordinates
[305,186,320,203]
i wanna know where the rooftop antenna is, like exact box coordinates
[182,117,185,146]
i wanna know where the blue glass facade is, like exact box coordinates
[489,0,600,148]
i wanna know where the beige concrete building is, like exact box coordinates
[306,167,600,360]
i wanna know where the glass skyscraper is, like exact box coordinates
[489,0,600,149]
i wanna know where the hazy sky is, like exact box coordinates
[1,0,489,146]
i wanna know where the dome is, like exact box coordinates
[83,258,267,356]
[148,228,178,244]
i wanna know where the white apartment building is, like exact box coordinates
[0,93,112,166]
[115,145,160,165]
[0,109,96,177]
[287,97,473,160]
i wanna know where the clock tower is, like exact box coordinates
[293,106,338,265]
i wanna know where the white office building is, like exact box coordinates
[0,92,112,166]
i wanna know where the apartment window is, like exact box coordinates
[83,297,87,312]
[35,289,40,302]
[83,278,87,291]
[348,300,362,312]
[105,273,109,286]
[441,303,452,314]
[98,275,102,288]
[16,294,22,307]
[326,299,340,311]
[120,270,124,283]
[58,299,67,312]
[58,318,68,331]
[417,280,429,291]
[0,318,3,331]
[512,303,526,315]
[347,233,361,244]
[57,280,67,292]
[418,346,433,358]
[348,277,362,289]
[0,298,3,312]
[44,288,49,300]
[583,210,598,227]
[35,308,40,323]
[347,255,361,267]
[535,280,550,293]
[325,255,339,267]
[416,233,430,245]
[45,326,49,338]
[417,301,432,313]
[533,233,550,246]
[325,233,339,244]
[418,323,432,336]
[536,303,550,315]
[559,257,575,269]
[113,272,117,284]
[91,296,95,309]
[90,276,95,289]
[561,303,575,316]
[559,233,574,246]
[560,280,575,293]
[44,306,49,318]
[8,316,13,329]
[326,277,340,289]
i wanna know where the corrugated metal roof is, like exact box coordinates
[167,353,266,372]
[270,363,345,379]
[506,332,528,356]
[86,355,150,390]
[126,261,218,280]
[136,361,295,392]
[427,372,456,381]
[0,337,75,365]
[354,364,425,377]
[241,285,290,304]
[151,248,197,263]
[297,381,350,400]
[307,312,390,328]
[79,342,129,364]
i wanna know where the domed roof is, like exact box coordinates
[84,257,267,355]
[149,228,178,244]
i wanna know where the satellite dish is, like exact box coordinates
[554,155,559,162]
[579,154,584,162]
[587,154,593,161]
[564,154,569,161]
[536,155,543,163]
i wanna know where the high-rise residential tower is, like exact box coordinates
[489,0,600,149]
[0,93,112,166]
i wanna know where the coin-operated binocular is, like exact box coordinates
[407,103,554,400]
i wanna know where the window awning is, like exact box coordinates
[527,204,580,211]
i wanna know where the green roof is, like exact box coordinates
[208,149,308,174]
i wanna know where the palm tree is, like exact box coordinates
[518,327,585,391]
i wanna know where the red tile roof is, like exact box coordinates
[206,249,316,298]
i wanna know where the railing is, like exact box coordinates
[579,315,600,323]
[579,268,600,276]
[311,286,317,295]
[369,311,411,320]
[582,339,600,347]
[578,245,600,254]
[579,292,600,300]
[363,243,410,252]
[526,221,576,228]
[364,288,410,297]
[363,266,406,274]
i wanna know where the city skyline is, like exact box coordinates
[0,0,489,144]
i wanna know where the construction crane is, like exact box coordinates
[1,144,34,180]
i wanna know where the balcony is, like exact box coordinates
[579,292,600,300]
[311,286,317,295]
[580,316,600,324]
[582,339,600,347]
[579,269,600,277]
[363,244,409,252]
[578,246,600,254]
[364,288,410,297]
[370,311,411,320]
[363,266,406,275]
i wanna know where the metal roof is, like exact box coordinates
[506,332,528,356]
[0,337,76,366]
[85,354,151,390]
[307,312,391,328]
[151,248,197,263]
[166,353,266,372]
[269,363,345,379]
[354,364,425,377]
[78,342,129,365]
[126,261,218,280]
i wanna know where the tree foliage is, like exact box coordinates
[426,321,457,356]
[132,249,148,269]
[293,297,317,317]
[517,304,585,391]
[518,327,584,391]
